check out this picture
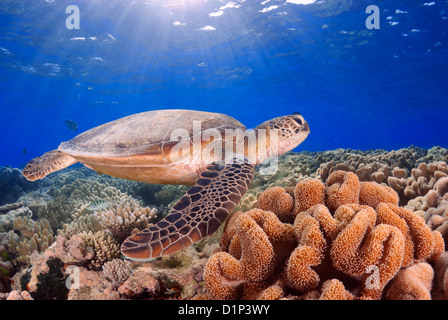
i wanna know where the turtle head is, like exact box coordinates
[253,112,310,162]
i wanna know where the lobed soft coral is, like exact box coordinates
[257,187,294,222]
[325,171,360,213]
[359,181,399,209]
[202,171,445,300]
[293,179,325,216]
[384,262,434,300]
[204,209,296,300]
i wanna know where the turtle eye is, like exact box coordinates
[293,117,303,126]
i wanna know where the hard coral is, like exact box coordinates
[9,216,54,264]
[94,199,157,242]
[102,259,132,287]
[78,230,120,269]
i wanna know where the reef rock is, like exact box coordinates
[0,167,38,205]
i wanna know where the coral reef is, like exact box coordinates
[0,167,38,206]
[102,259,132,287]
[383,262,433,300]
[6,290,34,300]
[432,251,448,299]
[202,171,444,300]
[388,162,448,205]
[94,199,157,242]
[77,230,121,269]
[0,249,13,293]
[8,216,54,264]
[1,146,448,300]
[408,173,448,249]
[32,257,69,300]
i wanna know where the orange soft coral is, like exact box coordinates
[257,187,294,222]
[203,171,444,300]
[384,262,434,300]
[376,203,444,265]
[433,252,448,300]
[318,279,355,300]
[293,179,325,215]
[329,204,405,299]
[359,181,399,209]
[325,171,360,213]
[203,209,295,300]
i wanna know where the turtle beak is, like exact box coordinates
[302,121,310,134]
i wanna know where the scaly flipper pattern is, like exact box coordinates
[22,150,78,181]
[121,156,255,261]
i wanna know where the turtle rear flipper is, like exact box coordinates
[22,150,78,181]
[121,156,254,261]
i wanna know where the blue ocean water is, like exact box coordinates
[0,0,447,168]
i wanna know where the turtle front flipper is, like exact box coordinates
[22,150,78,181]
[121,156,255,261]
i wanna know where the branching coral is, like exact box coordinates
[58,214,101,238]
[102,259,132,286]
[8,217,54,264]
[78,230,120,269]
[94,199,157,241]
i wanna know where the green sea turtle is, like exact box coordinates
[23,109,309,261]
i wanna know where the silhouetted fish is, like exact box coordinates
[22,148,27,155]
[87,199,112,211]
[65,119,78,131]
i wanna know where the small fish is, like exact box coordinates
[65,119,78,131]
[22,148,27,155]
[87,199,112,211]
